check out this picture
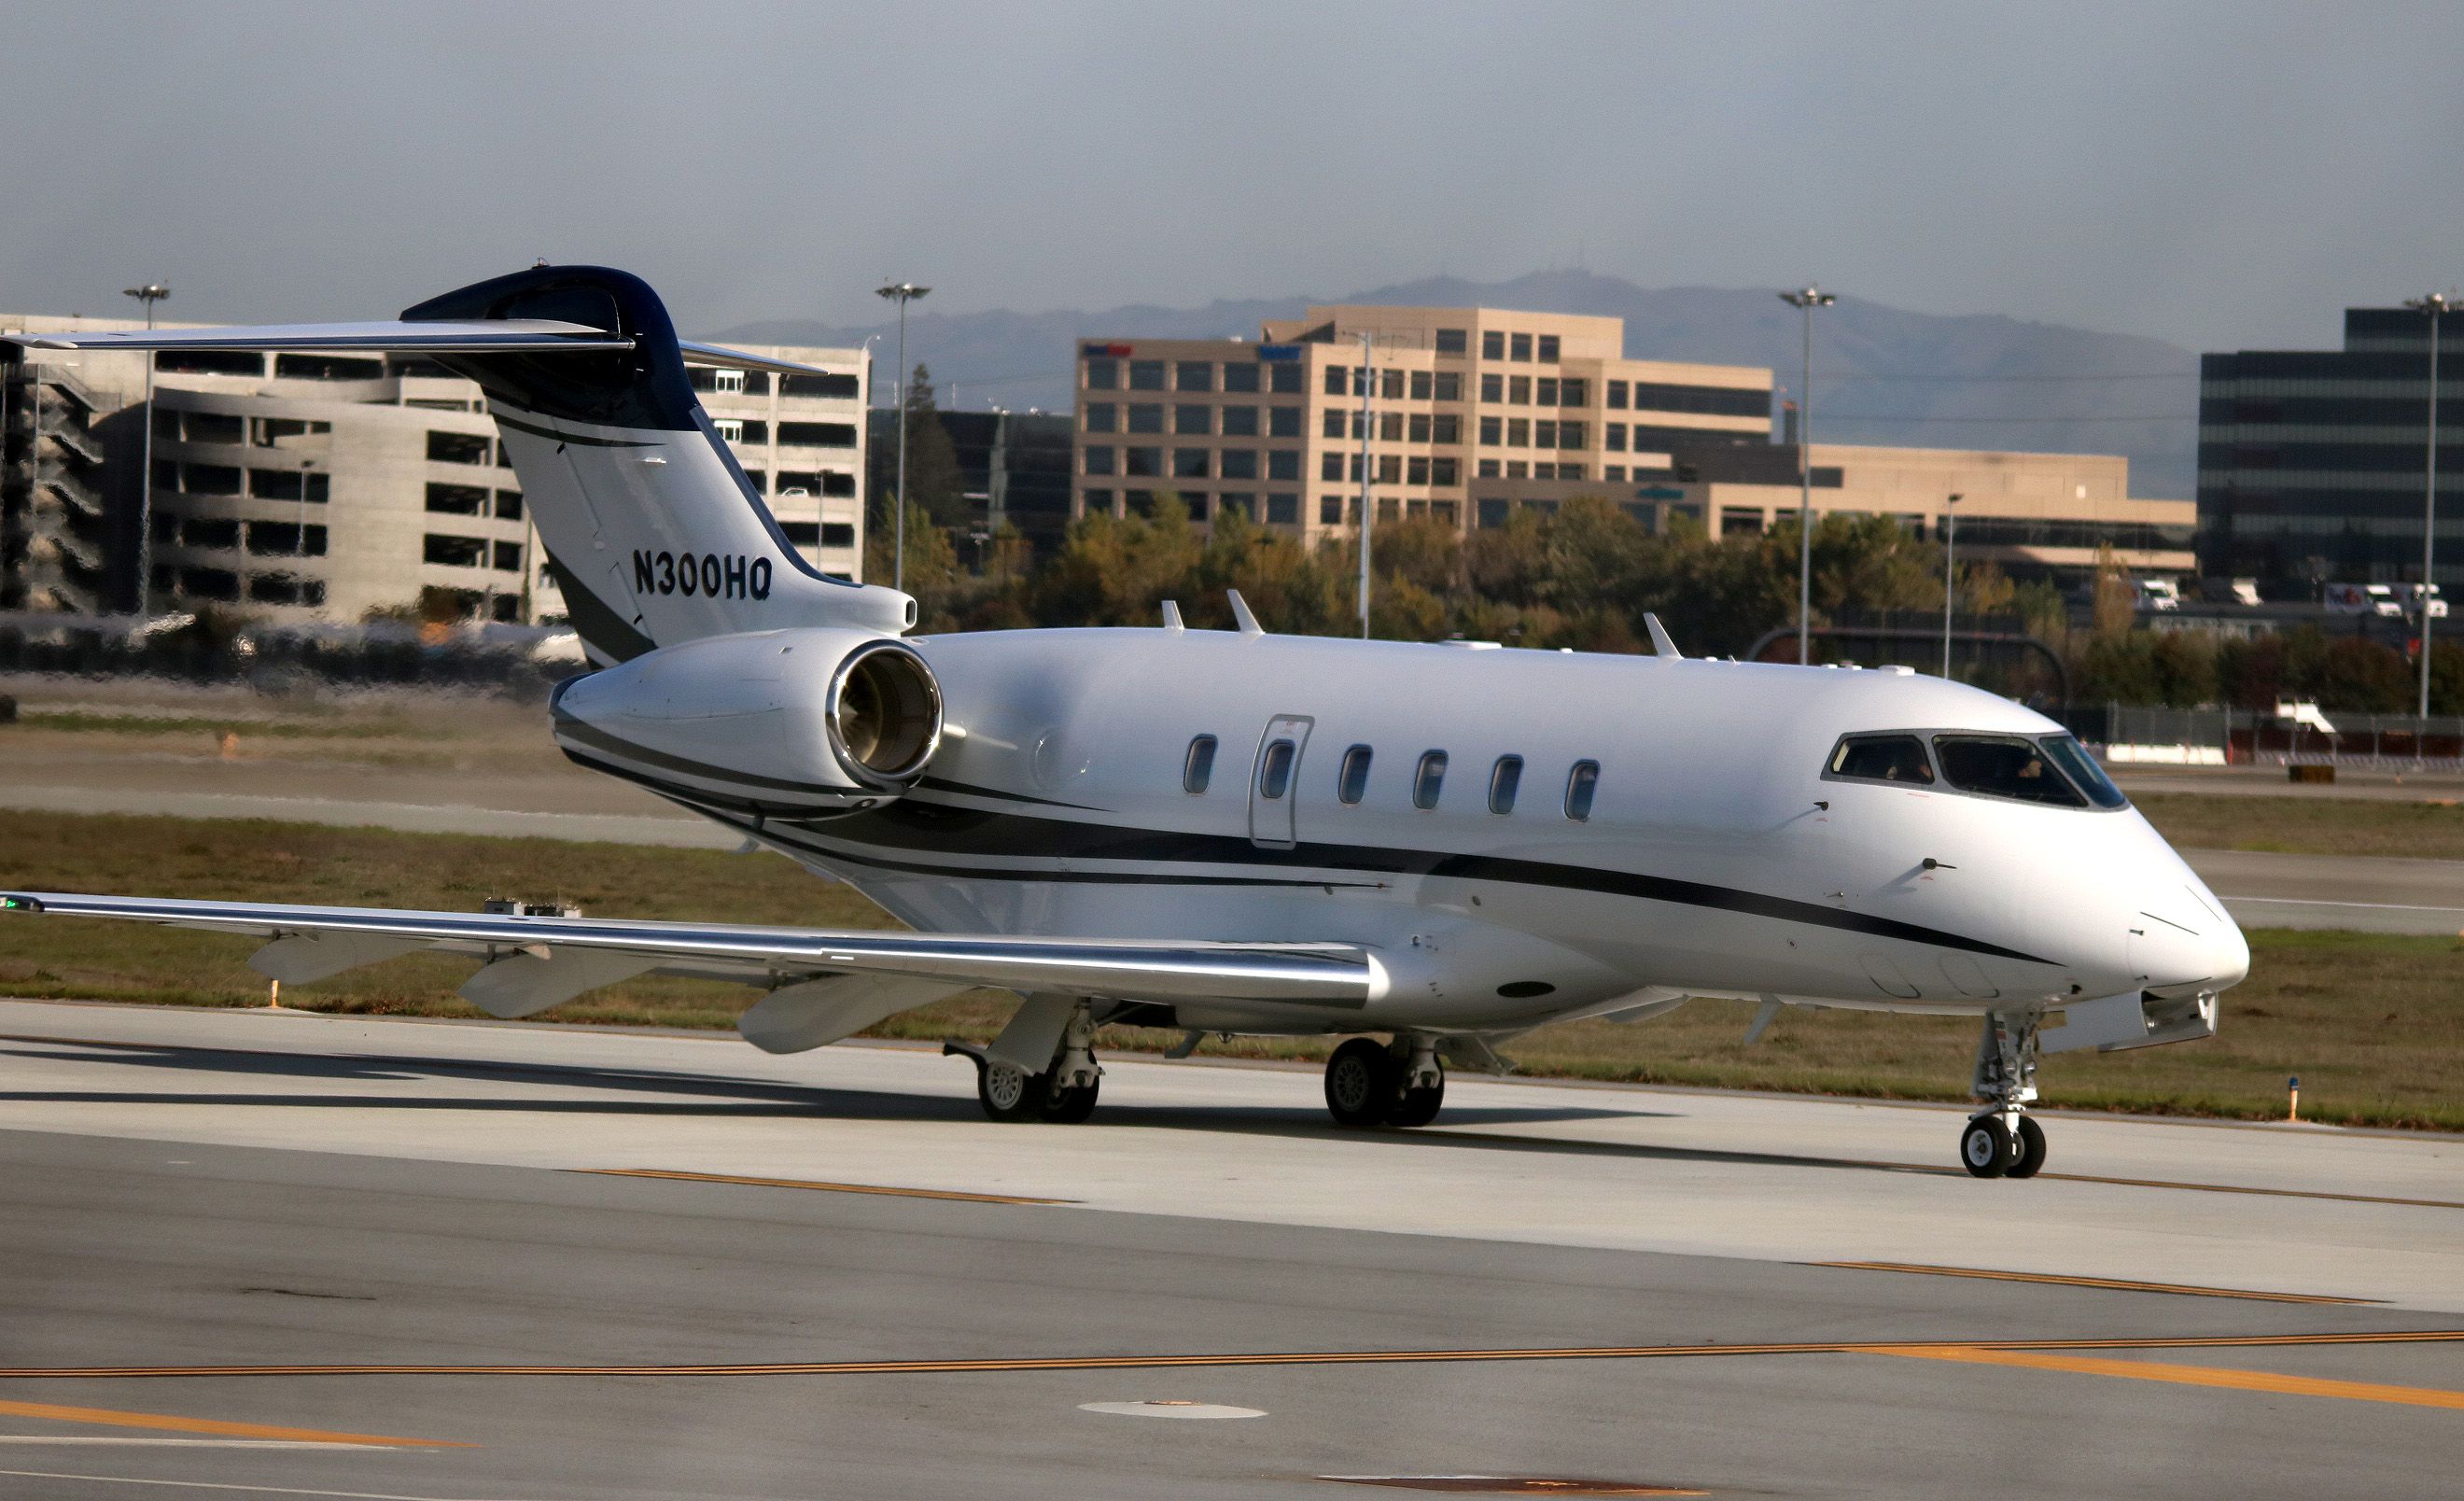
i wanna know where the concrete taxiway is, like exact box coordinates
[0,999,2457,1499]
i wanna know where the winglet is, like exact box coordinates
[1160,600,1184,632]
[1643,612,1683,659]
[1227,590,1264,637]
[0,894,41,914]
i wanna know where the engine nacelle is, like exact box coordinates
[551,627,942,814]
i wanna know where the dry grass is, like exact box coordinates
[2135,792,2464,860]
[0,809,2456,1130]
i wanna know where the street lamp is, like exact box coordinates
[1356,330,1373,639]
[1941,493,1963,679]
[1779,285,1836,666]
[122,281,169,618]
[2403,292,2453,721]
[875,280,931,595]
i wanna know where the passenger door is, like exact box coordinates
[1247,715,1313,849]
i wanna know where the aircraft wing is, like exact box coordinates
[0,891,1375,1016]
[5,325,832,376]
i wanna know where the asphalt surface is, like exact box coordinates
[0,1000,2457,1499]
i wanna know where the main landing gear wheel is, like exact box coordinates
[1041,1076,1100,1124]
[1323,1037,1394,1128]
[1960,1115,2014,1179]
[977,1059,1047,1123]
[1387,1073,1445,1128]
[2008,1115,2048,1179]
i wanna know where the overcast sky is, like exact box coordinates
[2,1,2455,354]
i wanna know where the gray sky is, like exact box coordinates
[2,0,2455,353]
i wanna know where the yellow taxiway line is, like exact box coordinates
[1808,1261,2378,1304]
[1869,1344,2464,1410]
[0,1397,467,1449]
[2,1329,2457,1381]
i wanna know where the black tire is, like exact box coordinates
[2007,1115,2047,1179]
[977,1059,1048,1123]
[1960,1115,2013,1178]
[1323,1037,1395,1127]
[1387,1073,1445,1128]
[1042,1076,1100,1124]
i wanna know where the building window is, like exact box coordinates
[1377,455,1401,484]
[1564,761,1600,821]
[1128,359,1166,390]
[1507,419,1530,447]
[1085,358,1118,389]
[1509,375,1531,405]
[1321,454,1344,482]
[494,540,523,571]
[1433,414,1461,444]
[1409,371,1432,400]
[1127,403,1164,433]
[1126,447,1162,477]
[1480,372,1504,402]
[1177,361,1213,392]
[1481,330,1505,360]
[426,431,491,465]
[1534,420,1558,448]
[776,422,853,446]
[1222,405,1260,438]
[1380,370,1404,400]
[1607,380,1629,410]
[780,372,857,399]
[1721,507,1765,534]
[1478,458,1501,478]
[1413,750,1448,809]
[426,483,488,514]
[177,567,241,600]
[1561,377,1588,408]
[1536,377,1559,406]
[1479,415,1502,445]
[822,522,855,547]
[1407,413,1432,443]
[712,417,744,442]
[1379,413,1403,442]
[1435,372,1462,401]
[1560,464,1585,481]
[1489,756,1522,815]
[184,464,242,495]
[1216,493,1252,520]
[1337,745,1373,804]
[1606,423,1627,452]
[180,517,240,549]
[1510,332,1533,362]
[245,521,326,556]
[1436,329,1467,356]
[1604,466,1625,482]
[1432,458,1459,486]
[1407,456,1430,484]
[1267,493,1298,525]
[1538,334,1560,361]
[1084,445,1115,475]
[1320,496,1343,526]
[1533,462,1556,481]
[1125,490,1155,515]
[1506,460,1527,478]
[1267,450,1300,481]
[1176,404,1211,435]
[1324,365,1348,397]
[1559,421,1586,450]
[1221,449,1257,480]
[1085,402,1117,433]
[1268,362,1303,394]
[1222,363,1260,394]
[1323,410,1346,440]
[424,534,487,568]
[1268,406,1301,438]
[1081,487,1114,515]
[1183,735,1218,794]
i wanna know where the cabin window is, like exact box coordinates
[1412,750,1449,810]
[1258,738,1297,800]
[1827,735,1935,785]
[1564,761,1600,821]
[1932,735,2088,808]
[1183,735,1217,794]
[1489,755,1523,814]
[1337,745,1373,805]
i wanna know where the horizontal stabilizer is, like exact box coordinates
[3,320,631,355]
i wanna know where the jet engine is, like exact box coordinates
[550,627,942,813]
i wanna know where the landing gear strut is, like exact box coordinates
[945,1001,1103,1124]
[1961,1009,2047,1179]
[1323,1034,1446,1129]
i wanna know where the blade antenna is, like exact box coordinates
[1643,612,1683,659]
[1226,590,1264,637]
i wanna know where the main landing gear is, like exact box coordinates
[1960,1009,2048,1179]
[946,1001,1102,1124]
[1323,1034,1445,1129]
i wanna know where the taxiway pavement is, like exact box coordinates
[0,999,2457,1499]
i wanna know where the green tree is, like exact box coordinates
[890,363,969,528]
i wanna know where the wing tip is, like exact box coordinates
[0,894,45,914]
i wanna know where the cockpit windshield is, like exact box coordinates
[1933,735,2088,807]
[2037,733,2130,808]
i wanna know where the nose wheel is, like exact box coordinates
[1960,1012,2048,1179]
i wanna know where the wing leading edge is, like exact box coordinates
[0,892,1376,1012]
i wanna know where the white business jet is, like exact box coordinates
[0,266,2247,1177]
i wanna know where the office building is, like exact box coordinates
[869,406,1078,555]
[0,316,868,623]
[2198,305,2457,596]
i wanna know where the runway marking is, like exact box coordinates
[0,1399,465,1449]
[2220,895,2464,914]
[0,1438,377,1449]
[1869,1344,2464,1410]
[3,1330,2457,1381]
[2018,1170,2464,1211]
[1809,1261,2378,1305]
[574,1167,1073,1205]
[0,1472,531,1499]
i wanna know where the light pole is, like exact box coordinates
[1356,331,1373,638]
[1941,492,1963,679]
[875,281,930,594]
[1779,285,1835,665]
[123,281,168,618]
[2404,292,2452,721]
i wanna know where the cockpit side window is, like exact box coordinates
[1826,734,1935,785]
[1932,735,2088,807]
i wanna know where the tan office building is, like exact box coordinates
[1071,303,2193,580]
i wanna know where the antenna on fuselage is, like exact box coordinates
[1160,600,1184,632]
[1226,590,1264,637]
[1643,612,1683,659]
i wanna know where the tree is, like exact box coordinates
[890,363,969,529]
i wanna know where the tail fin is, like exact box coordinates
[2,264,909,664]
[404,266,907,661]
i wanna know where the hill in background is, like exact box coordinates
[713,268,2199,498]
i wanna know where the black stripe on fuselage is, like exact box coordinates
[553,718,855,798]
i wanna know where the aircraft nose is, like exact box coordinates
[2210,913,2250,992]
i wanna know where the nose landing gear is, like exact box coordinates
[1961,1010,2047,1179]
